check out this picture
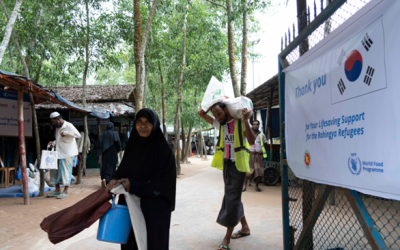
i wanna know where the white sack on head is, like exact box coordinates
[223,97,254,120]
[201,76,227,111]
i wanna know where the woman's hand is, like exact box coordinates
[115,178,131,192]
[106,179,118,192]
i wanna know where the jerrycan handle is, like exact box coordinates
[111,181,126,209]
[111,195,117,209]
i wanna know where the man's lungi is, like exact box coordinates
[247,152,264,181]
[217,159,246,227]
[54,157,74,186]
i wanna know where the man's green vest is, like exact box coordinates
[246,131,268,158]
[211,119,250,173]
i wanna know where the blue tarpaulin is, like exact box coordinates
[51,91,114,119]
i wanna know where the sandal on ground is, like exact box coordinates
[255,187,262,192]
[56,194,68,199]
[231,230,251,239]
[218,245,230,250]
[46,192,60,198]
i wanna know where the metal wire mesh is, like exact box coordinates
[284,0,370,65]
[282,3,400,248]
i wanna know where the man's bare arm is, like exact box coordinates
[197,109,214,125]
[242,108,255,145]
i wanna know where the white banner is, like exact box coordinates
[0,90,32,137]
[285,0,400,200]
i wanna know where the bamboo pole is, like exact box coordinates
[29,91,43,196]
[18,86,29,205]
[268,88,274,161]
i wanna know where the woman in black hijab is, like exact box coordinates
[106,108,176,250]
[97,122,121,184]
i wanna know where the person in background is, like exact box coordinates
[74,126,91,176]
[106,108,176,250]
[198,103,255,250]
[243,120,267,192]
[169,138,175,150]
[47,112,81,199]
[97,122,121,187]
[45,125,55,142]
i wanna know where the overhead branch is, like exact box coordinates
[205,0,227,11]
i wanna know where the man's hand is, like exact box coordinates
[242,108,252,120]
[198,108,214,125]
[115,178,131,192]
[106,179,118,192]
[48,141,55,147]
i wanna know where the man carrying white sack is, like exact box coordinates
[198,102,255,250]
[47,112,81,199]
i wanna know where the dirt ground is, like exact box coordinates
[0,157,283,250]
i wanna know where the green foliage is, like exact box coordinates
[0,0,273,130]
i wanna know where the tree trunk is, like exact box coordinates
[0,0,23,65]
[0,0,28,77]
[185,126,192,163]
[173,0,189,175]
[240,1,248,96]
[226,0,240,97]
[143,33,153,108]
[8,44,14,72]
[158,61,168,140]
[198,129,203,158]
[77,0,90,185]
[134,0,158,112]
[181,124,186,162]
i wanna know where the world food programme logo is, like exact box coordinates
[348,153,362,175]
[304,150,311,169]
[46,156,55,164]
[344,50,363,82]
[212,89,221,100]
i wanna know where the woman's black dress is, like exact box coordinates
[97,123,121,184]
[113,108,176,250]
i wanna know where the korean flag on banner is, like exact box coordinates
[330,17,387,104]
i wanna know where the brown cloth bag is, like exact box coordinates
[40,189,112,244]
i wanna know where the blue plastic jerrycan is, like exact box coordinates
[97,195,132,244]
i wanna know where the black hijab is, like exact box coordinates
[97,122,121,157]
[114,108,176,210]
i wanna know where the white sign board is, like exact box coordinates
[284,0,400,200]
[0,90,32,137]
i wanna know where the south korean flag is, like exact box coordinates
[330,17,387,104]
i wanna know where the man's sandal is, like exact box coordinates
[56,194,68,199]
[231,230,251,239]
[218,245,230,250]
[46,192,60,198]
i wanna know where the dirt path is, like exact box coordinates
[0,157,283,250]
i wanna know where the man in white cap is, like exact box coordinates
[47,112,81,199]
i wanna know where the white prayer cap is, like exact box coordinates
[50,112,60,119]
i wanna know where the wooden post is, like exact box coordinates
[267,88,274,162]
[97,118,101,173]
[18,86,30,205]
[1,137,4,182]
[29,91,44,196]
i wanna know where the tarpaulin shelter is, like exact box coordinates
[35,85,136,169]
[0,70,91,204]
